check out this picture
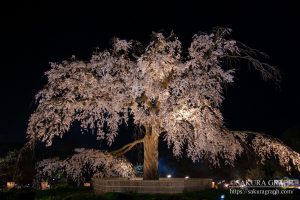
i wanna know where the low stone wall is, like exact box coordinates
[92,177,212,194]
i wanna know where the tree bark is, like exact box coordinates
[143,126,159,180]
[110,138,144,157]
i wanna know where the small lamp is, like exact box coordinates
[7,181,15,189]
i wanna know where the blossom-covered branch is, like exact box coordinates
[245,132,300,172]
[35,149,135,185]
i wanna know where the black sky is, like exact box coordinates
[0,0,299,145]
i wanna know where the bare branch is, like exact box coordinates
[110,138,144,157]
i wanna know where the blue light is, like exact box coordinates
[158,158,176,176]
[220,194,225,199]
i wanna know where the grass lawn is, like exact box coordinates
[1,186,300,200]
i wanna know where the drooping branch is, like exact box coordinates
[35,149,135,185]
[232,130,300,172]
[226,41,282,85]
[110,138,144,157]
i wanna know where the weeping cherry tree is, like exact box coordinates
[27,28,300,180]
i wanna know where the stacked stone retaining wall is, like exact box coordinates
[92,177,212,194]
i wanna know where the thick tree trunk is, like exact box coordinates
[143,126,159,180]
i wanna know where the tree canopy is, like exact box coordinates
[27,28,300,173]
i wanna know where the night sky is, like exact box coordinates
[1,1,299,147]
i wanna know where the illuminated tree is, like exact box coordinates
[27,28,300,180]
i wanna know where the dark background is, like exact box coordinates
[0,0,299,152]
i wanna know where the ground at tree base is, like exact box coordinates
[1,186,300,200]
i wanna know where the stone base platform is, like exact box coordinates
[92,177,212,194]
